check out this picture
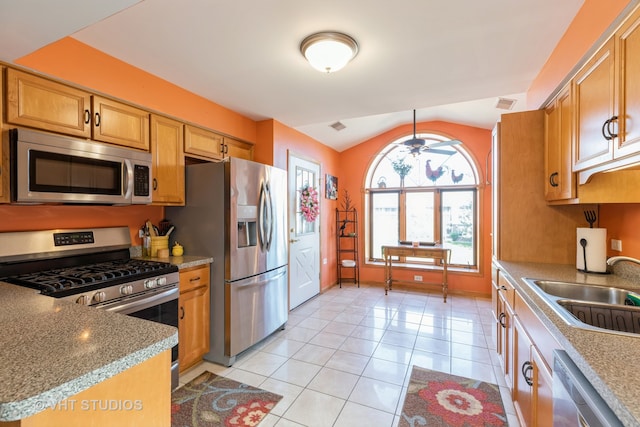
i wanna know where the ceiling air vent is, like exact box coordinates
[330,121,346,131]
[495,97,517,110]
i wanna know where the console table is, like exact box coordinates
[382,245,451,302]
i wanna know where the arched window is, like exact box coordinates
[365,133,480,269]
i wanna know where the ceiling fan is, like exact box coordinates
[401,109,461,156]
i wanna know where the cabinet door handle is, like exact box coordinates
[153,178,158,190]
[95,112,101,127]
[290,239,299,243]
[602,118,611,140]
[549,172,559,187]
[498,312,506,328]
[607,115,618,139]
[522,361,534,386]
[180,306,185,320]
[84,110,91,124]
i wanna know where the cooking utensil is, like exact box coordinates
[580,238,588,272]
[146,220,157,237]
[158,219,172,235]
[584,210,596,228]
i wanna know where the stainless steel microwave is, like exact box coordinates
[9,128,152,205]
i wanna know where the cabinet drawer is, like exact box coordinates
[498,273,516,308]
[179,265,210,293]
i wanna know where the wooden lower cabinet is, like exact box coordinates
[178,265,210,372]
[497,290,514,389]
[532,345,554,427]
[2,350,171,427]
[493,270,559,427]
[512,316,553,427]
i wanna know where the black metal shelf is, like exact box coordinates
[336,208,359,287]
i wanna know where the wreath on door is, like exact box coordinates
[299,185,319,222]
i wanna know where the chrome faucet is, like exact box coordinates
[606,256,640,266]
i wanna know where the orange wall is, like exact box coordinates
[527,0,640,260]
[269,120,341,289]
[16,38,257,143]
[0,205,163,244]
[4,37,260,246]
[339,121,493,295]
[10,39,342,290]
[527,0,632,109]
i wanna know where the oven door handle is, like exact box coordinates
[100,286,178,315]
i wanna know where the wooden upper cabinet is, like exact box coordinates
[5,68,92,138]
[184,124,224,159]
[544,85,575,202]
[184,124,253,161]
[615,6,640,159]
[573,38,616,172]
[150,115,185,205]
[225,136,254,160]
[92,95,150,151]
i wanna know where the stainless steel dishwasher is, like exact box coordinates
[553,350,623,427]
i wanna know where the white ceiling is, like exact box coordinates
[0,0,584,151]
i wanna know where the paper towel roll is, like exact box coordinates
[576,228,607,273]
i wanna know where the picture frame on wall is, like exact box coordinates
[325,174,338,200]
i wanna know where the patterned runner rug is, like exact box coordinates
[399,366,508,427]
[171,371,282,427]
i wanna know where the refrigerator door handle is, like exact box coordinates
[258,182,267,250]
[265,182,274,251]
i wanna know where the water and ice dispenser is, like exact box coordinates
[237,205,258,247]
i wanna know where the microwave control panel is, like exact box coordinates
[134,165,150,196]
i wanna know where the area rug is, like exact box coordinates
[171,371,282,427]
[399,366,507,427]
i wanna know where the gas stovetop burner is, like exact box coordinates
[4,258,178,297]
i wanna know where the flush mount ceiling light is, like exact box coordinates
[300,31,359,73]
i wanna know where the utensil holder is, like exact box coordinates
[150,236,169,257]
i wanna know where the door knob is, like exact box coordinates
[290,239,299,243]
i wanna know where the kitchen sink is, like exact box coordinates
[530,280,634,305]
[523,278,640,337]
[556,299,640,334]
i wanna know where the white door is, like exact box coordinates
[288,153,321,309]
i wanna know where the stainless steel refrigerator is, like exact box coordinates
[167,158,288,366]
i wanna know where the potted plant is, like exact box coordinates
[391,157,413,187]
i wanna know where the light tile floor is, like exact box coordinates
[178,284,521,426]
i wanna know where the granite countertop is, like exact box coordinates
[0,283,178,422]
[494,260,640,427]
[135,253,213,270]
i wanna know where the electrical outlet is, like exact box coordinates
[611,239,622,252]
[323,258,327,265]
[414,275,423,282]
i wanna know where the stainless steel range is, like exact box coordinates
[0,226,180,389]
